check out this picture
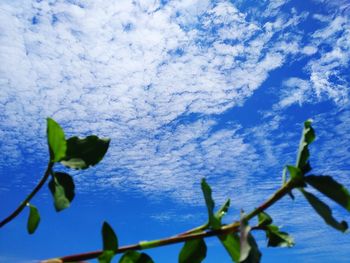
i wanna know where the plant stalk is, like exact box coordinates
[0,162,54,228]
[43,178,296,262]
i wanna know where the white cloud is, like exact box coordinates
[1,2,350,261]
[0,0,347,210]
[276,12,350,108]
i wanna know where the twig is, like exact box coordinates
[43,178,296,262]
[0,162,54,228]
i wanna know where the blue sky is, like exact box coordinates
[0,0,350,262]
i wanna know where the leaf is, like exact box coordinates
[301,189,348,232]
[215,199,230,222]
[119,251,154,263]
[305,175,350,211]
[258,212,273,227]
[179,239,207,263]
[218,233,240,263]
[240,215,261,263]
[215,200,237,263]
[98,250,115,263]
[27,204,40,234]
[61,135,110,169]
[48,172,75,212]
[265,225,294,247]
[287,165,305,187]
[201,178,220,229]
[295,120,315,172]
[239,218,251,262]
[102,221,118,251]
[241,234,261,263]
[47,118,67,162]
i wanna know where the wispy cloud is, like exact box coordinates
[1,1,350,261]
[276,5,350,109]
[0,0,307,184]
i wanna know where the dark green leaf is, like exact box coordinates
[47,118,67,162]
[295,120,315,172]
[61,135,110,169]
[258,212,273,227]
[48,172,75,212]
[27,204,40,234]
[215,199,230,222]
[119,251,154,263]
[305,175,350,211]
[98,250,115,263]
[179,239,207,263]
[201,178,220,229]
[218,233,240,263]
[287,165,305,187]
[102,221,118,251]
[265,225,294,247]
[301,189,348,232]
[241,234,261,263]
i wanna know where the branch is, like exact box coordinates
[42,177,296,262]
[0,162,54,228]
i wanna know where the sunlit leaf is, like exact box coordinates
[215,199,230,222]
[201,178,220,229]
[241,234,261,263]
[47,118,66,162]
[61,136,110,169]
[218,233,240,263]
[296,120,315,172]
[301,189,348,232]
[48,172,75,212]
[287,165,305,187]
[119,251,154,263]
[98,250,115,263]
[240,215,261,263]
[179,239,207,263]
[258,212,272,227]
[305,175,350,211]
[239,218,251,262]
[27,204,40,234]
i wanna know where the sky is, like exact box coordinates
[0,0,350,262]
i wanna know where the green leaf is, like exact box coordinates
[47,118,67,162]
[61,135,110,169]
[239,215,261,263]
[102,221,118,251]
[296,120,315,172]
[215,199,230,222]
[179,239,207,263]
[258,212,273,227]
[239,218,251,262]
[265,225,294,247]
[287,165,305,187]
[241,234,261,263]
[218,233,240,263]
[201,178,221,229]
[98,250,115,263]
[27,204,40,234]
[305,175,350,211]
[48,172,75,212]
[301,189,348,232]
[119,251,154,263]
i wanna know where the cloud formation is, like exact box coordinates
[1,1,350,262]
[0,0,349,220]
